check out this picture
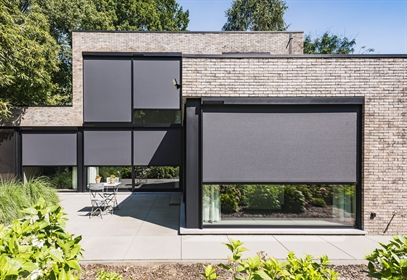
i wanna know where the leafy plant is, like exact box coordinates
[245,185,282,210]
[96,269,123,280]
[365,235,407,279]
[0,198,83,279]
[283,185,306,213]
[311,198,326,208]
[202,238,339,279]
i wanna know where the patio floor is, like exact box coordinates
[58,192,392,264]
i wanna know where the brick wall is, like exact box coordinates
[182,57,407,235]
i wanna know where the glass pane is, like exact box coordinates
[133,166,179,190]
[202,184,356,227]
[23,167,77,190]
[88,166,132,191]
[134,110,181,124]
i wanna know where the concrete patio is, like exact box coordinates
[58,192,392,264]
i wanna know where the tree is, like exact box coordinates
[304,31,374,54]
[0,0,59,109]
[222,0,288,31]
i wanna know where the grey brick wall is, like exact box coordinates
[182,56,407,235]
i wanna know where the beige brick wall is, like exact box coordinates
[182,57,407,235]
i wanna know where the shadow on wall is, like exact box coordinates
[0,106,27,126]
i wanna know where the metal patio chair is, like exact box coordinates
[89,183,110,218]
[104,182,120,210]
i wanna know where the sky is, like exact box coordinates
[177,0,407,54]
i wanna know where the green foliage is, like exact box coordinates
[222,0,288,31]
[49,167,73,189]
[202,238,339,280]
[147,166,179,179]
[304,31,374,54]
[245,185,282,210]
[201,264,218,280]
[310,198,326,208]
[0,0,59,110]
[283,185,306,213]
[0,177,58,225]
[365,235,407,279]
[219,185,246,213]
[0,198,83,279]
[96,269,123,280]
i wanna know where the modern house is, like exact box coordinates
[1,31,406,235]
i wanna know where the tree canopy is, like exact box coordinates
[304,31,374,54]
[0,0,60,107]
[222,0,288,31]
[0,0,189,120]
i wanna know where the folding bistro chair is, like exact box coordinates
[89,183,109,218]
[104,182,120,210]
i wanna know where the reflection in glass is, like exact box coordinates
[202,184,356,227]
[23,167,77,190]
[0,129,15,179]
[133,166,179,190]
[134,110,181,124]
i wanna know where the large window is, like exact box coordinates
[24,167,77,190]
[203,184,356,227]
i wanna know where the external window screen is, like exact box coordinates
[0,130,15,176]
[84,57,132,122]
[22,133,77,166]
[133,129,181,166]
[133,58,180,109]
[202,106,358,183]
[84,131,132,166]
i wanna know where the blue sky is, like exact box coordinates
[177,0,407,54]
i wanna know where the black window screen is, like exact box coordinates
[84,131,132,166]
[84,57,132,122]
[0,129,15,175]
[22,133,77,166]
[202,105,358,183]
[133,58,180,109]
[133,129,181,166]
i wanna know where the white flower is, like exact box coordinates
[31,238,45,248]
[28,269,42,280]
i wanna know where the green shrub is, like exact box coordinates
[147,166,179,179]
[282,185,306,213]
[311,198,326,207]
[0,177,58,225]
[96,269,123,280]
[201,238,339,280]
[220,193,239,213]
[219,185,246,213]
[0,198,83,279]
[49,167,73,189]
[245,185,283,210]
[365,235,407,279]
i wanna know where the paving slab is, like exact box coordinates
[226,235,288,259]
[137,220,179,236]
[274,235,354,260]
[320,236,380,260]
[81,236,135,260]
[181,235,230,260]
[124,236,182,260]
